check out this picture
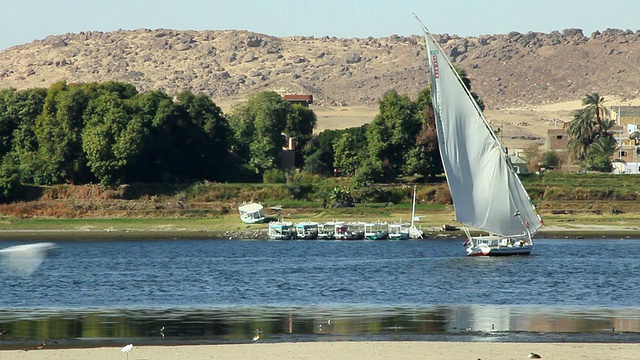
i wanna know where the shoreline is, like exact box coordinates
[1,341,639,360]
[0,226,639,241]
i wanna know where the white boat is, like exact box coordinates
[420,21,543,256]
[334,222,364,240]
[407,186,424,239]
[388,222,410,240]
[295,221,319,239]
[238,202,266,224]
[389,187,425,240]
[364,221,389,240]
[317,221,341,240]
[268,220,294,240]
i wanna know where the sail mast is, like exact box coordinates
[419,20,543,236]
[411,186,417,228]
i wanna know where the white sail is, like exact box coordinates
[423,31,543,237]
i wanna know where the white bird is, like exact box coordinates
[121,344,133,360]
[252,334,260,342]
[0,242,57,276]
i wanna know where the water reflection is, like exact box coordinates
[2,305,640,349]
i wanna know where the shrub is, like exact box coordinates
[263,169,286,183]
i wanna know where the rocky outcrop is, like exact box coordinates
[1,28,639,108]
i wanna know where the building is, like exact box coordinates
[509,155,530,174]
[282,94,313,107]
[611,107,640,174]
[544,128,571,168]
[546,128,569,151]
[610,105,640,127]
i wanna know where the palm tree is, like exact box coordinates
[584,137,617,172]
[566,93,613,161]
[567,108,595,160]
[581,92,610,136]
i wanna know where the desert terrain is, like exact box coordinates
[2,28,640,151]
[218,96,640,151]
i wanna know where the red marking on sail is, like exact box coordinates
[432,55,439,78]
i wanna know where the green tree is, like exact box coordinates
[0,88,46,191]
[82,93,145,186]
[285,104,317,167]
[412,88,443,180]
[567,93,611,161]
[365,90,421,182]
[228,91,291,175]
[567,93,616,171]
[303,129,342,175]
[175,91,235,181]
[584,136,616,172]
[539,150,561,170]
[35,82,92,184]
[333,126,368,176]
[124,90,171,182]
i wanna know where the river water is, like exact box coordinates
[1,238,640,348]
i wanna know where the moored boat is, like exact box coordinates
[268,220,294,240]
[364,221,389,240]
[317,221,341,240]
[295,221,319,240]
[238,202,266,224]
[388,222,410,240]
[335,222,364,240]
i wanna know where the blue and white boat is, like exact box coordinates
[268,220,294,240]
[295,221,319,240]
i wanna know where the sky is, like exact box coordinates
[2,0,639,51]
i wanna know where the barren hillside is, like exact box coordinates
[1,28,639,110]
[3,28,640,151]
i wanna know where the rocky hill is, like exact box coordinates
[1,28,639,109]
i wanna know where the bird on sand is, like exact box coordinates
[32,341,46,350]
[121,344,133,360]
[528,352,542,359]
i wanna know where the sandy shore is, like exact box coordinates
[1,341,638,360]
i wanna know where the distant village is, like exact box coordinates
[507,106,640,175]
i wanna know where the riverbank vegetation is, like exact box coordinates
[1,80,636,233]
[0,172,638,234]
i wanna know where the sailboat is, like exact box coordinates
[388,186,424,240]
[419,21,543,256]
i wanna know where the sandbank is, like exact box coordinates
[1,341,638,360]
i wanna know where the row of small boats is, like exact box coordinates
[267,220,424,240]
[238,200,425,241]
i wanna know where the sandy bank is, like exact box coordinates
[2,341,638,360]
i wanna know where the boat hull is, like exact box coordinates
[388,234,409,240]
[466,244,532,256]
[464,234,533,256]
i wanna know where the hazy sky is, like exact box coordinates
[2,0,639,50]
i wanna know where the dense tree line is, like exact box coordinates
[0,79,462,202]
